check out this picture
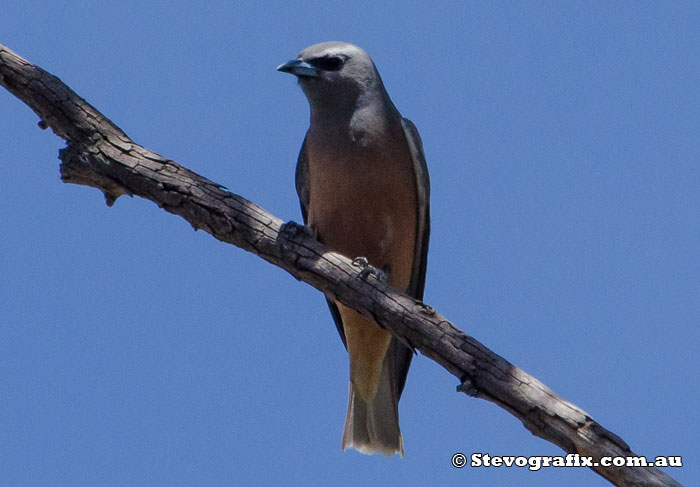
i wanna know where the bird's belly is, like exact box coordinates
[306,151,417,292]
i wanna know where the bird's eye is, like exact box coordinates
[310,56,344,72]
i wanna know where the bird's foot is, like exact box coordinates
[417,302,436,316]
[352,257,388,283]
[278,220,316,251]
[457,376,479,397]
[280,220,316,239]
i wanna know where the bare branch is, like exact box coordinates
[0,44,681,487]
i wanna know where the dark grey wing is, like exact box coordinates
[295,136,348,348]
[295,136,311,223]
[401,118,431,302]
[388,118,431,398]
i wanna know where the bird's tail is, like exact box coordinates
[341,350,404,457]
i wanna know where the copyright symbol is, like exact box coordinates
[451,453,467,468]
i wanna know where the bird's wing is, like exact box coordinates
[401,117,431,302]
[295,136,348,348]
[295,135,311,223]
[386,118,431,397]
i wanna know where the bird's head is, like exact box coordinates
[278,41,386,113]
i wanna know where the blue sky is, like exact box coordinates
[1,2,696,486]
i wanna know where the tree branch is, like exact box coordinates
[0,44,681,487]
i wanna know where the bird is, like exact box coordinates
[278,41,430,457]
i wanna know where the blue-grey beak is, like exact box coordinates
[277,58,320,77]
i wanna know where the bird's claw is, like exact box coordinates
[280,220,315,239]
[279,220,316,252]
[417,302,435,316]
[457,377,479,397]
[352,257,388,283]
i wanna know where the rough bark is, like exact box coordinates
[0,44,682,487]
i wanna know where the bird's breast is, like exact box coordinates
[305,134,417,291]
